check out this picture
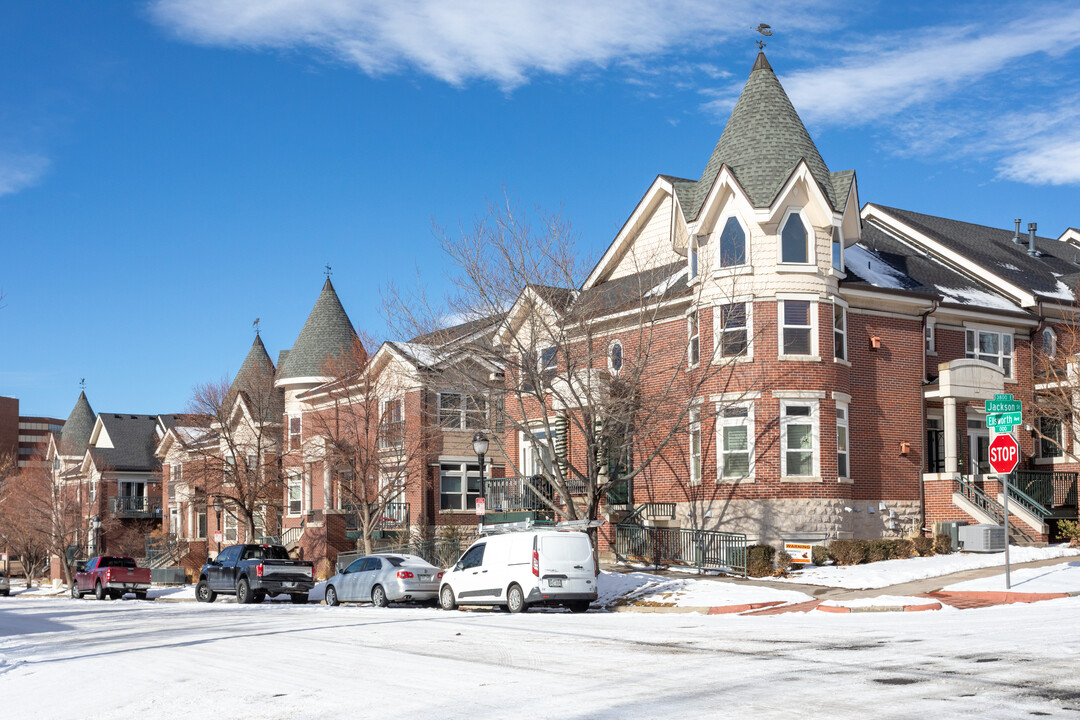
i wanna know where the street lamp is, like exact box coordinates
[91,515,101,556]
[472,431,489,513]
[213,496,224,554]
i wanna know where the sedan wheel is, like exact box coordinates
[439,585,457,611]
[372,585,389,608]
[325,586,340,607]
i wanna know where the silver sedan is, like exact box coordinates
[324,554,443,607]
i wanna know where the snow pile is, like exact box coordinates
[846,245,911,290]
[819,595,949,610]
[598,570,810,608]
[770,545,1080,590]
[944,560,1080,593]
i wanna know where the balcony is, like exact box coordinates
[111,496,162,518]
[345,502,410,538]
[481,476,556,514]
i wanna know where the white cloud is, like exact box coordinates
[997,134,1080,185]
[149,0,823,89]
[0,153,50,197]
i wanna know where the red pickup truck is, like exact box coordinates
[73,556,152,601]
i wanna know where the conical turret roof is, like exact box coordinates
[60,391,95,455]
[227,335,284,422]
[277,278,358,382]
[673,53,849,220]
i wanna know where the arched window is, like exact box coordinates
[781,212,809,264]
[1043,327,1057,358]
[719,216,746,267]
[609,340,623,374]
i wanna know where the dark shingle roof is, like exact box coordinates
[410,314,505,345]
[676,53,846,220]
[870,205,1080,302]
[91,414,169,472]
[277,279,358,381]
[228,335,284,422]
[60,391,95,456]
[535,262,690,323]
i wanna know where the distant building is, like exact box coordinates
[0,395,64,467]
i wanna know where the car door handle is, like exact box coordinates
[481,570,488,573]
[573,565,584,569]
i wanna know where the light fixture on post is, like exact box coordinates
[213,496,224,553]
[91,515,101,556]
[472,431,489,515]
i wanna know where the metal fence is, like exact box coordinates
[614,524,747,576]
[1015,470,1078,508]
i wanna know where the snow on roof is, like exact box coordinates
[644,266,688,298]
[845,244,911,290]
[177,426,212,445]
[393,342,442,367]
[936,286,1022,312]
[1040,280,1075,301]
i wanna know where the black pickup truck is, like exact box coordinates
[196,544,315,604]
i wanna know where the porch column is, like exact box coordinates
[304,463,313,516]
[943,397,958,474]
[323,463,332,511]
[187,502,194,540]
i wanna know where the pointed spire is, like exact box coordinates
[61,391,95,455]
[227,334,283,422]
[276,277,359,383]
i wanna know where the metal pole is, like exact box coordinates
[1002,470,1012,590]
[477,452,485,520]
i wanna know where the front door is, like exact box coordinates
[968,419,990,476]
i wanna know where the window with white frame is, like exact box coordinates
[965,328,1014,378]
[540,346,558,373]
[439,462,480,510]
[689,234,701,279]
[781,401,818,477]
[1042,327,1057,358]
[688,310,700,365]
[781,300,814,356]
[438,392,486,430]
[1040,417,1063,458]
[836,402,850,479]
[288,415,301,450]
[224,511,238,542]
[780,212,810,264]
[925,319,936,354]
[718,303,749,357]
[689,407,702,484]
[171,462,182,484]
[287,473,302,515]
[196,511,207,539]
[831,227,843,271]
[719,405,753,479]
[608,340,624,374]
[380,398,404,449]
[719,216,746,268]
[833,304,847,361]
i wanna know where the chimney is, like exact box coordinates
[1028,222,1039,257]
[1013,218,1023,244]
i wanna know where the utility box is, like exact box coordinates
[959,524,1006,553]
[932,521,968,552]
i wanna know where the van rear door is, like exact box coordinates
[538,533,596,598]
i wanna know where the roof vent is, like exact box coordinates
[1013,218,1023,244]
[1028,222,1040,258]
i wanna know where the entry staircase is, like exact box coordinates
[951,471,1077,543]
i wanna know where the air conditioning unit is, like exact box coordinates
[959,524,1006,553]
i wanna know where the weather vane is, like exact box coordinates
[324,263,333,279]
[253,318,261,337]
[755,23,772,50]
[79,378,86,391]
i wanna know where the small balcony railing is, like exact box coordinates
[111,496,162,517]
[345,502,410,532]
[481,476,556,514]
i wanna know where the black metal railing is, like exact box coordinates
[954,476,1004,524]
[1015,470,1078,508]
[614,524,747,576]
[1006,482,1052,521]
[481,476,556,513]
[345,502,410,531]
[111,496,162,517]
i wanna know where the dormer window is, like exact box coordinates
[719,217,746,268]
[781,212,810,264]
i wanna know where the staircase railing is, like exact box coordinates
[954,476,1005,524]
[1006,481,1052,522]
[280,526,304,548]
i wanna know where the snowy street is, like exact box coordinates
[4,595,1080,719]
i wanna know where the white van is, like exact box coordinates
[439,529,597,613]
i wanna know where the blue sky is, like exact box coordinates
[2,1,1079,419]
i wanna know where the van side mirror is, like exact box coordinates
[455,562,462,572]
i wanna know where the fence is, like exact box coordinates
[614,524,747,576]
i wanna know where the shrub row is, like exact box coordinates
[826,535,950,566]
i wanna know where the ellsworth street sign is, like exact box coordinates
[988,434,1020,475]
[986,412,1023,429]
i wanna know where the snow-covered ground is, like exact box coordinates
[598,570,810,608]
[945,560,1080,594]
[3,595,1080,718]
[770,544,1080,589]
[818,595,952,610]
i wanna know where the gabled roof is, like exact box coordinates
[868,205,1080,304]
[277,278,359,382]
[60,391,95,456]
[89,413,173,472]
[227,335,284,422]
[677,53,846,220]
[410,314,505,345]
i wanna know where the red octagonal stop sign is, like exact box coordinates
[988,434,1020,474]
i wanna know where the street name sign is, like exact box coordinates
[988,434,1020,474]
[986,412,1022,429]
[985,400,1022,414]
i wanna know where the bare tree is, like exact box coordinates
[1031,309,1080,463]
[387,196,774,548]
[304,336,429,555]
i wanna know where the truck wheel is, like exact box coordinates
[325,585,340,607]
[134,592,148,601]
[236,578,254,604]
[95,581,107,601]
[506,584,528,614]
[371,585,389,608]
[196,580,216,603]
[289,593,308,605]
[568,600,591,614]
[71,584,82,600]
[439,585,457,611]
[252,591,266,604]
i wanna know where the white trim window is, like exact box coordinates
[224,511,238,543]
[719,404,753,479]
[717,302,750,358]
[780,300,815,356]
[196,510,207,539]
[608,340,624,374]
[780,210,811,265]
[689,234,702,279]
[836,402,850,479]
[965,328,1014,378]
[1040,417,1063,459]
[540,346,558,374]
[171,462,182,485]
[439,462,481,511]
[1042,327,1057,358]
[380,398,404,449]
[925,318,936,354]
[288,415,302,451]
[689,407,702,485]
[833,304,847,361]
[831,226,844,271]
[287,472,303,515]
[718,216,747,268]
[688,310,700,366]
[438,392,486,430]
[781,401,819,478]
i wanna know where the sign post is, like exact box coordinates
[988,429,1020,590]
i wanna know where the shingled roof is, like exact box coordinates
[227,335,284,422]
[277,278,358,381]
[90,414,168,472]
[60,391,95,456]
[674,53,849,220]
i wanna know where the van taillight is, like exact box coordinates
[256,564,264,577]
[397,570,414,579]
[532,550,539,577]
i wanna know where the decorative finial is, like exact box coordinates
[324,263,333,279]
[253,318,261,337]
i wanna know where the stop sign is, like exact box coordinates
[988,434,1020,474]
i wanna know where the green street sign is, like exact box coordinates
[985,400,1022,413]
[994,393,1014,401]
[987,412,1022,429]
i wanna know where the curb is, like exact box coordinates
[708,601,786,615]
[815,601,943,613]
[929,590,1069,604]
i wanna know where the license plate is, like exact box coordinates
[283,582,296,588]
[549,579,563,588]
[419,575,430,581]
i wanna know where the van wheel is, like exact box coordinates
[95,581,107,601]
[440,585,457,611]
[325,585,340,607]
[568,600,591,613]
[372,585,389,608]
[196,580,216,603]
[506,584,528,614]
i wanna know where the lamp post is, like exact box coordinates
[91,515,101,556]
[213,497,224,554]
[472,431,489,514]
